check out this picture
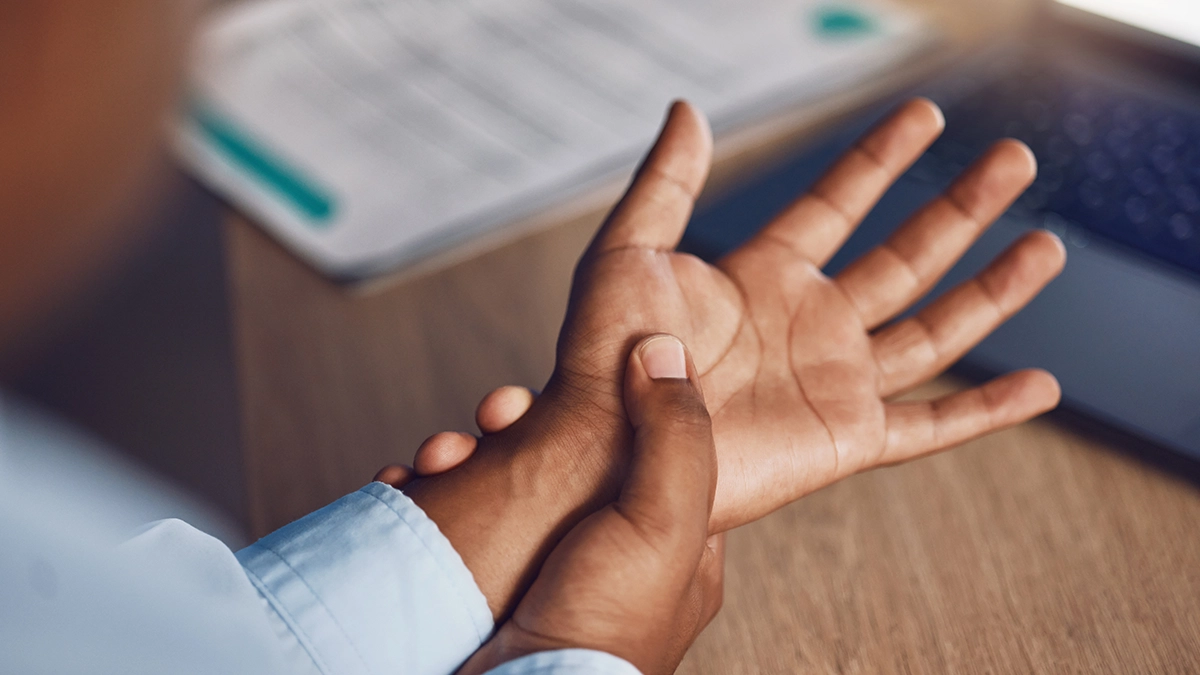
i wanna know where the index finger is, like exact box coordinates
[748,98,944,267]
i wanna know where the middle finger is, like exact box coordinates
[872,228,1066,398]
[835,139,1037,329]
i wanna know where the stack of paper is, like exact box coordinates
[177,0,936,279]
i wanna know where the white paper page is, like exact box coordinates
[176,0,936,278]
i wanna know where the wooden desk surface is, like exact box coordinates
[225,0,1200,670]
[679,383,1200,674]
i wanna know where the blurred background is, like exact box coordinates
[4,2,1199,670]
[0,172,244,525]
[5,0,1199,540]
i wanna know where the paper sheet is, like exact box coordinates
[176,0,936,278]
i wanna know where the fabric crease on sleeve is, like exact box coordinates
[480,649,644,675]
[237,482,494,675]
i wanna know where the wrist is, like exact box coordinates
[403,380,629,620]
[508,377,630,499]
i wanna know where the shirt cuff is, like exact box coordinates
[481,649,644,675]
[237,482,494,675]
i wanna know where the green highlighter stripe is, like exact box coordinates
[190,103,336,225]
[815,6,877,38]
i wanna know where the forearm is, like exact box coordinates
[404,385,631,620]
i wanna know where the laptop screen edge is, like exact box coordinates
[1052,0,1200,63]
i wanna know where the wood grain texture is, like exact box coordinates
[227,210,601,535]
[225,0,1200,669]
[679,380,1200,674]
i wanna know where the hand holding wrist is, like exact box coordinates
[403,379,630,620]
[459,334,722,675]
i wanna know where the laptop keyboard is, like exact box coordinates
[913,62,1200,277]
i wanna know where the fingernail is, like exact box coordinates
[641,335,687,380]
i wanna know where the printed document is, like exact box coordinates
[176,0,936,278]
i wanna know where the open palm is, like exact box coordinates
[552,99,1065,531]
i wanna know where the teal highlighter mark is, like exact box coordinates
[189,102,336,226]
[814,6,878,38]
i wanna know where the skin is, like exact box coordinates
[381,346,725,675]
[373,386,538,484]
[0,4,1065,667]
[402,99,1067,622]
[459,335,723,675]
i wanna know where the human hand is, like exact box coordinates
[404,98,1065,618]
[544,98,1065,529]
[457,334,723,675]
[377,381,725,663]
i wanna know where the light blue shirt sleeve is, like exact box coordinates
[235,481,495,675]
[1,390,641,675]
[2,474,642,675]
[481,650,644,675]
[232,482,642,675]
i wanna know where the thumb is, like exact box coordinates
[616,334,717,550]
[590,101,713,254]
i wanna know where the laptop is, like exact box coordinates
[682,0,1200,463]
